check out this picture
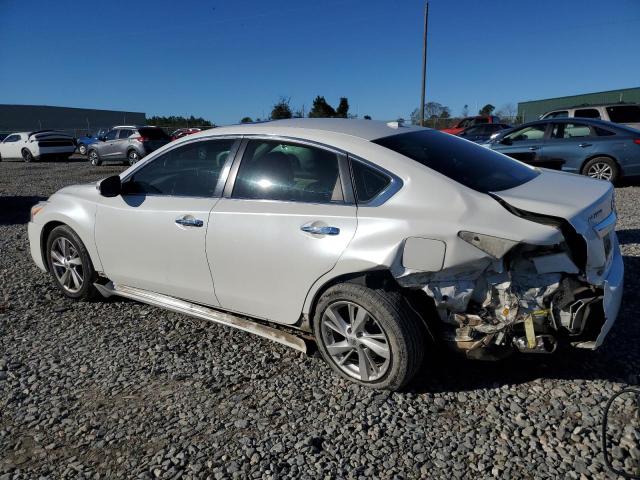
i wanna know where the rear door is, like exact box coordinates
[207,138,357,325]
[113,128,134,159]
[543,122,596,173]
[491,123,548,165]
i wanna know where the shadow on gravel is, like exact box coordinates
[0,196,47,225]
[408,254,640,394]
[617,229,640,245]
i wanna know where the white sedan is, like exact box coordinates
[27,119,623,390]
[0,130,76,162]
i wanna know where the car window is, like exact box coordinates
[551,122,592,139]
[373,130,539,193]
[574,108,601,119]
[104,130,118,141]
[3,134,20,142]
[504,124,547,142]
[351,160,391,203]
[474,117,489,125]
[594,126,616,136]
[232,140,343,204]
[546,111,568,118]
[123,139,236,197]
[606,105,640,123]
[118,129,134,139]
[458,119,472,128]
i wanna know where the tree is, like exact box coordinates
[240,117,253,124]
[495,103,517,122]
[363,115,372,120]
[478,104,495,116]
[309,96,336,118]
[410,102,450,125]
[335,97,349,118]
[270,97,292,120]
[462,104,469,117]
[147,115,213,128]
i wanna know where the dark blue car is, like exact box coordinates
[488,118,640,183]
[76,128,109,155]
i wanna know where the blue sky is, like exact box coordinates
[0,0,638,124]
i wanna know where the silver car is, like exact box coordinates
[87,125,170,166]
[27,119,623,390]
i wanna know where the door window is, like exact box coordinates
[503,124,547,142]
[232,140,343,203]
[545,111,568,118]
[551,123,592,139]
[3,134,20,143]
[118,129,134,139]
[104,130,118,141]
[574,108,601,119]
[122,139,236,197]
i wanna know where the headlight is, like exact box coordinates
[30,201,48,221]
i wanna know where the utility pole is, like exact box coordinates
[419,1,429,127]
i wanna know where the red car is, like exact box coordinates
[440,115,501,135]
[170,128,202,141]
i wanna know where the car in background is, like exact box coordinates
[488,117,640,183]
[440,115,501,135]
[0,130,76,162]
[541,103,640,130]
[76,129,109,156]
[457,123,511,143]
[170,128,202,141]
[0,133,9,142]
[87,126,171,166]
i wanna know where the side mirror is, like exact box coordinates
[99,175,121,197]
[500,137,513,145]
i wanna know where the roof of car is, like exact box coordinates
[549,102,639,111]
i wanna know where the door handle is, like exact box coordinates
[528,146,540,151]
[175,216,204,227]
[300,224,340,235]
[578,143,593,148]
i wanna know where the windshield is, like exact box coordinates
[372,129,539,193]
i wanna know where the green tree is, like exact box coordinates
[147,115,214,128]
[309,96,336,118]
[410,102,450,125]
[479,104,495,116]
[335,97,349,118]
[240,117,253,124]
[271,97,293,120]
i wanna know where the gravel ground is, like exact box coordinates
[0,157,638,479]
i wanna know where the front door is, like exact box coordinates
[207,139,358,325]
[492,123,547,166]
[0,134,23,158]
[95,137,239,305]
[99,129,120,158]
[113,128,134,159]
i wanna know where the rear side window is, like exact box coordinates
[118,129,134,139]
[575,108,601,119]
[551,123,591,139]
[606,105,640,123]
[595,127,616,136]
[351,161,391,203]
[138,127,170,140]
[373,130,539,193]
[545,111,568,118]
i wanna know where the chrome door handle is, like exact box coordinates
[578,143,593,148]
[175,216,204,227]
[528,146,540,151]
[300,225,340,235]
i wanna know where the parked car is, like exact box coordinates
[0,130,76,162]
[87,126,171,166]
[170,128,202,141]
[76,129,109,156]
[488,117,640,183]
[28,119,623,390]
[541,103,640,130]
[457,123,511,143]
[440,115,501,135]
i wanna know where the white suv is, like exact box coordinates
[541,103,640,130]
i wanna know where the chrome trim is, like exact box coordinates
[300,225,340,235]
[348,154,404,207]
[175,216,204,227]
[93,282,307,353]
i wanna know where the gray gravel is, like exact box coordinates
[1,157,638,479]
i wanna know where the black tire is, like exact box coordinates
[127,149,140,165]
[313,283,424,390]
[88,149,102,166]
[46,225,99,300]
[581,156,620,184]
[78,143,87,155]
[22,149,34,163]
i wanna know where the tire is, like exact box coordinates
[22,149,34,163]
[78,143,87,155]
[127,149,140,165]
[581,156,619,183]
[88,149,102,166]
[46,225,99,300]
[313,283,424,390]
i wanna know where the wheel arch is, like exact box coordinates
[39,215,103,273]
[580,154,622,175]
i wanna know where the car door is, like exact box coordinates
[113,128,134,159]
[543,122,596,173]
[207,138,358,325]
[491,123,548,165]
[99,129,120,158]
[95,137,239,305]
[0,134,23,158]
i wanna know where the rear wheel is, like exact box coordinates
[582,156,619,183]
[313,283,424,390]
[88,150,101,166]
[127,150,139,165]
[22,149,34,163]
[46,225,99,300]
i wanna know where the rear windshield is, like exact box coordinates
[372,130,539,193]
[606,105,640,123]
[138,127,170,140]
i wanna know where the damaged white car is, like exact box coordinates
[27,119,624,390]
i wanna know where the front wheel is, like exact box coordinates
[582,157,619,183]
[127,150,139,165]
[88,150,101,166]
[313,284,424,390]
[78,143,87,155]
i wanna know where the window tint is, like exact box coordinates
[606,105,640,123]
[458,119,472,128]
[118,129,134,139]
[594,127,616,136]
[504,124,546,142]
[546,111,568,118]
[551,123,591,139]
[104,130,118,141]
[232,140,343,203]
[138,127,170,140]
[4,134,20,142]
[575,108,601,119]
[123,139,235,197]
[352,161,391,203]
[373,130,538,193]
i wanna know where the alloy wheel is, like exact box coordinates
[128,151,139,165]
[79,144,87,155]
[587,162,613,181]
[89,151,99,165]
[50,237,84,293]
[320,301,391,382]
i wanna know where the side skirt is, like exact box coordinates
[94,282,308,353]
